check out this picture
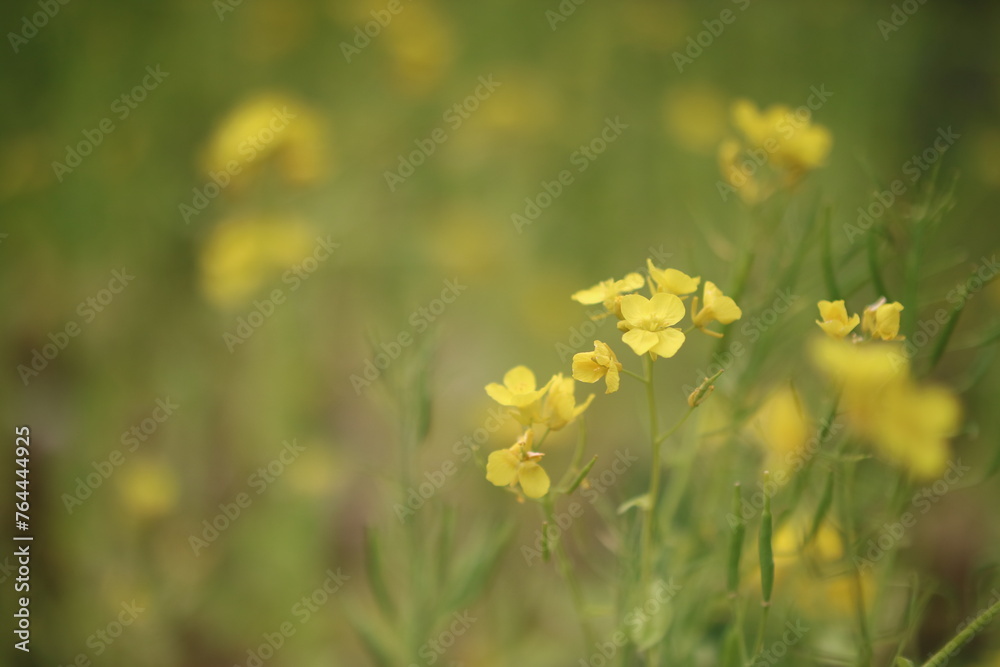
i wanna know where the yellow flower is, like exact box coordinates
[815,300,861,339]
[646,259,700,297]
[811,338,960,478]
[718,138,762,204]
[731,99,832,172]
[200,217,315,308]
[572,340,623,393]
[618,293,686,358]
[486,430,550,498]
[862,299,905,341]
[691,281,742,336]
[485,366,554,425]
[750,386,810,476]
[571,273,645,315]
[539,375,594,431]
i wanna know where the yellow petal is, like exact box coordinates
[605,364,621,393]
[648,292,687,326]
[485,383,514,405]
[503,365,537,393]
[711,295,743,324]
[622,328,659,356]
[572,356,605,384]
[571,283,610,305]
[619,272,646,292]
[651,328,686,358]
[517,462,551,498]
[486,449,520,487]
[619,293,650,326]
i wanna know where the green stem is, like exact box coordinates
[639,355,660,589]
[920,596,1000,667]
[840,461,873,665]
[544,498,595,649]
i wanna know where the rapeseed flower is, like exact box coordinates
[571,273,645,316]
[691,281,742,337]
[485,366,553,426]
[538,374,594,431]
[572,340,623,394]
[486,430,550,498]
[618,293,686,358]
[815,300,861,339]
[646,259,700,298]
[862,298,905,341]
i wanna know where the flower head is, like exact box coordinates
[646,259,700,298]
[486,430,550,498]
[691,281,742,336]
[618,293,686,358]
[572,340,623,393]
[485,366,553,425]
[815,300,861,339]
[862,298,904,341]
[538,374,594,431]
[571,273,645,316]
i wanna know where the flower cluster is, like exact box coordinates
[718,99,832,204]
[812,300,960,478]
[484,259,743,499]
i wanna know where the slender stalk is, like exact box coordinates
[920,596,1000,667]
[840,462,873,665]
[639,355,660,588]
[544,497,595,649]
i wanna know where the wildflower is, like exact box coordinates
[815,300,860,339]
[572,340,623,394]
[486,430,550,498]
[691,281,742,337]
[618,293,686,358]
[199,217,314,308]
[731,99,832,173]
[811,338,960,478]
[571,273,645,316]
[718,138,762,204]
[646,259,700,297]
[485,366,553,425]
[538,375,594,431]
[749,386,809,476]
[862,298,905,341]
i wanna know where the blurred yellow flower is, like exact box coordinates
[731,99,832,172]
[691,281,742,336]
[811,338,961,478]
[384,5,455,96]
[718,138,762,204]
[572,340,623,394]
[200,217,315,308]
[539,375,594,431]
[486,430,550,499]
[661,84,728,153]
[646,259,700,298]
[571,273,645,314]
[119,459,178,519]
[750,385,810,475]
[862,298,905,341]
[619,293,686,358]
[815,300,860,339]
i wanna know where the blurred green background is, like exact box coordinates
[2,0,1000,665]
